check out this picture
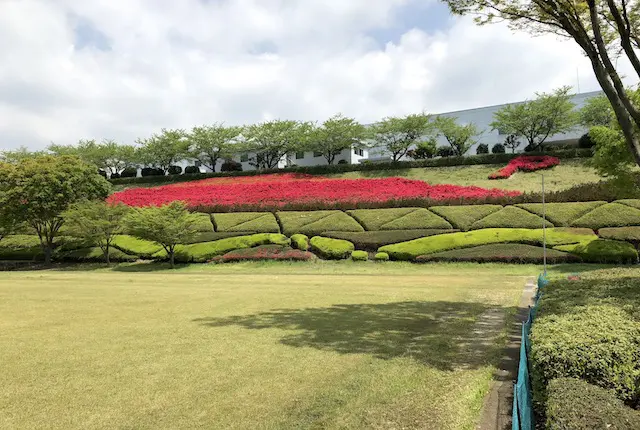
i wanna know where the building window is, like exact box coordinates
[240,153,249,162]
[354,148,364,156]
[313,151,323,157]
[295,151,305,159]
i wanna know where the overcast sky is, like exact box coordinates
[0,0,635,150]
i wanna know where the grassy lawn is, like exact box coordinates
[0,262,589,429]
[329,159,602,193]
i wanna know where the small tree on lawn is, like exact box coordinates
[0,156,111,264]
[137,129,190,175]
[189,124,243,172]
[503,134,521,153]
[308,114,368,164]
[434,116,480,156]
[63,201,130,265]
[490,87,579,152]
[125,202,199,268]
[372,113,436,162]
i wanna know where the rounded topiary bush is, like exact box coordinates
[185,166,200,175]
[351,250,368,261]
[491,143,505,154]
[221,160,243,172]
[168,165,183,175]
[141,167,164,177]
[309,236,354,259]
[476,143,489,155]
[374,252,389,261]
[291,234,309,251]
[120,167,138,178]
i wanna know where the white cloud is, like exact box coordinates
[0,0,635,150]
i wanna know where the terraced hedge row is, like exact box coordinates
[197,200,640,236]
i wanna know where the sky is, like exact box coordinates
[0,0,635,150]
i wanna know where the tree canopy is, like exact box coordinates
[441,0,640,166]
[189,124,242,172]
[490,87,579,151]
[137,129,190,174]
[0,156,111,263]
[307,114,367,165]
[242,120,312,169]
[63,201,130,265]
[580,94,616,127]
[125,201,200,268]
[433,116,480,156]
[372,113,435,162]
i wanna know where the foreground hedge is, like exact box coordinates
[545,378,640,430]
[572,203,640,229]
[516,201,606,227]
[598,227,640,247]
[378,228,597,260]
[212,212,280,233]
[162,234,291,263]
[347,208,452,231]
[211,245,315,263]
[531,305,640,408]
[429,205,502,231]
[277,211,364,236]
[415,244,580,264]
[290,234,310,251]
[555,239,638,264]
[309,236,354,259]
[321,229,456,251]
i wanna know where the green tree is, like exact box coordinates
[490,87,578,152]
[63,201,130,265]
[407,139,438,159]
[372,113,435,162]
[580,94,616,127]
[242,120,312,169]
[0,156,111,264]
[503,134,522,153]
[308,114,367,164]
[589,125,635,182]
[188,124,242,172]
[441,0,640,167]
[137,129,189,174]
[1,146,44,163]
[433,116,480,156]
[125,202,199,268]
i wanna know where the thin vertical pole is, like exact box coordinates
[542,174,547,276]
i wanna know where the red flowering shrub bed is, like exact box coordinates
[489,156,560,180]
[110,173,521,212]
[210,245,315,263]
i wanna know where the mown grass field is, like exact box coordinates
[0,262,560,430]
[329,159,602,193]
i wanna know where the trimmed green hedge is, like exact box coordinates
[531,305,640,407]
[598,227,640,246]
[555,239,638,264]
[181,231,257,244]
[374,252,389,261]
[168,233,291,263]
[0,235,43,260]
[617,199,640,210]
[290,234,309,251]
[192,213,215,232]
[347,208,452,231]
[516,201,606,227]
[321,229,456,251]
[309,236,355,260]
[351,250,368,261]
[111,235,163,259]
[471,206,553,230]
[545,378,640,430]
[57,247,138,262]
[212,212,280,233]
[277,211,363,236]
[211,245,315,263]
[429,205,502,231]
[378,228,597,261]
[572,203,640,229]
[415,244,580,264]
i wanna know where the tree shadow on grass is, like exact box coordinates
[194,300,513,371]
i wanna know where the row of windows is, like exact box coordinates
[239,149,365,162]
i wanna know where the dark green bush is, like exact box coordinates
[408,140,437,159]
[184,166,200,175]
[415,243,580,264]
[598,227,640,247]
[57,247,137,262]
[120,167,137,178]
[169,233,290,263]
[168,165,183,175]
[221,160,242,172]
[476,143,489,154]
[141,167,164,177]
[531,304,640,409]
[572,203,640,229]
[492,143,505,154]
[309,236,354,259]
[322,229,456,251]
[555,239,638,263]
[436,146,454,157]
[110,172,120,179]
[351,250,368,261]
[545,378,640,430]
[290,234,309,251]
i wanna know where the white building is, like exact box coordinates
[159,90,603,176]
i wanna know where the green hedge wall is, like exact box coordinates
[471,206,553,230]
[322,229,456,251]
[309,236,355,260]
[277,211,364,236]
[212,212,280,233]
[572,203,640,229]
[515,201,606,227]
[429,205,502,231]
[554,239,639,263]
[415,243,580,264]
[347,208,452,231]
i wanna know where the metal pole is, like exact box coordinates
[542,174,547,276]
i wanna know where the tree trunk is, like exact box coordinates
[170,251,175,269]
[44,245,52,265]
[105,245,111,266]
